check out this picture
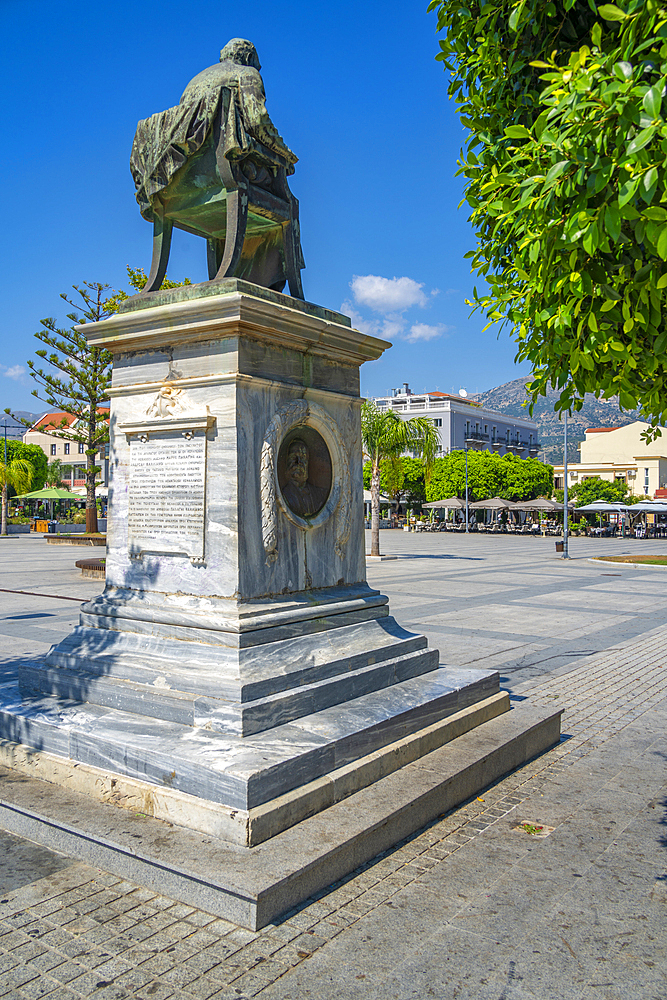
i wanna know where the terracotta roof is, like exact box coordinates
[30,409,109,432]
[585,427,618,433]
[31,411,77,431]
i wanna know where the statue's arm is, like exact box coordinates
[239,72,297,165]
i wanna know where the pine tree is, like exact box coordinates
[24,282,114,533]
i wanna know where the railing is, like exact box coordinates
[464,432,489,446]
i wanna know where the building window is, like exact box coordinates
[78,443,85,454]
[64,443,70,455]
[645,468,650,495]
[50,444,56,456]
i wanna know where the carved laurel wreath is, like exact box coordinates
[260,400,351,564]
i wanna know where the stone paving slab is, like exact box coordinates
[0,532,666,997]
[0,621,664,997]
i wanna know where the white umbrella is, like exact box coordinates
[423,497,466,509]
[575,502,629,513]
[468,497,517,509]
[513,497,562,511]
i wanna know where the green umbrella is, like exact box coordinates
[17,488,84,500]
[16,486,85,524]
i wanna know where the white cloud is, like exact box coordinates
[350,275,428,313]
[1,364,27,381]
[404,323,449,343]
[340,301,406,341]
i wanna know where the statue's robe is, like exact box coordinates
[130,60,297,223]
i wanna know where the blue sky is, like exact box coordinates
[0,0,531,413]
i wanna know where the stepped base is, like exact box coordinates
[1,665,499,812]
[0,702,562,929]
[21,585,441,737]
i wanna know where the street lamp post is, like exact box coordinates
[1,418,8,538]
[464,442,469,534]
[563,412,570,559]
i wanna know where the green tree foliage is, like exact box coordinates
[362,456,427,510]
[45,459,68,489]
[8,267,191,533]
[425,451,554,503]
[20,282,114,533]
[104,267,192,314]
[429,0,667,431]
[0,456,33,535]
[361,401,439,556]
[6,441,47,491]
[567,474,630,503]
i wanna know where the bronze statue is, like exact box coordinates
[130,39,305,298]
[281,440,328,517]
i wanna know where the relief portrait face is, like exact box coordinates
[278,427,332,519]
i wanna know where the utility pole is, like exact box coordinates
[563,412,570,559]
[465,443,469,533]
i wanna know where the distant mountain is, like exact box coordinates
[0,410,43,441]
[475,378,642,465]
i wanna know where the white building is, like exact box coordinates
[23,410,110,488]
[553,421,667,498]
[372,384,541,458]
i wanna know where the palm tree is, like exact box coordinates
[0,457,33,536]
[45,459,68,489]
[361,400,439,557]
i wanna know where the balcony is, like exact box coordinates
[464,432,489,448]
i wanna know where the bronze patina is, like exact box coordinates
[130,39,305,298]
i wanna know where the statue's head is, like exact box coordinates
[286,439,309,487]
[220,38,261,72]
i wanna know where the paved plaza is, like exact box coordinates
[0,532,665,999]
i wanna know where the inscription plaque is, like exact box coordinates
[128,432,207,561]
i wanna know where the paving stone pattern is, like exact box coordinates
[1,622,666,999]
[1,534,666,998]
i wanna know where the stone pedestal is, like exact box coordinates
[7,280,503,843]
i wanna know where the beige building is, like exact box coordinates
[553,421,667,498]
[23,411,109,488]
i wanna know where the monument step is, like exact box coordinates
[21,644,438,736]
[37,616,431,709]
[1,666,499,810]
[80,584,389,648]
[0,701,562,929]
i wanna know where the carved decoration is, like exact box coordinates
[146,382,186,418]
[261,400,308,563]
[260,400,351,564]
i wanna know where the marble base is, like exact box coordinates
[3,661,498,812]
[0,701,562,929]
[0,285,509,850]
[20,585,440,738]
[0,691,510,846]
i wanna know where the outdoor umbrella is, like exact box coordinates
[512,497,561,511]
[362,490,391,504]
[574,502,629,512]
[17,488,85,500]
[422,497,466,509]
[423,497,466,524]
[16,486,85,520]
[468,496,517,528]
[468,497,517,509]
[575,501,629,532]
[70,486,109,499]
